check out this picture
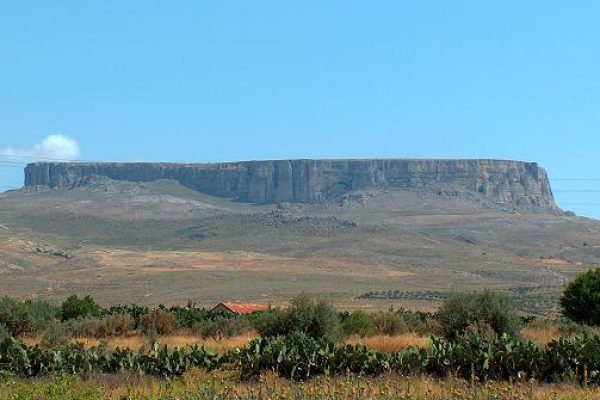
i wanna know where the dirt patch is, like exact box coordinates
[541,258,570,266]
[88,249,414,279]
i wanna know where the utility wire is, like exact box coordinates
[1,155,600,181]
[1,154,600,175]
[553,178,600,181]
[1,163,600,188]
[3,158,600,179]
[0,153,87,163]
[554,190,600,193]
[2,157,600,194]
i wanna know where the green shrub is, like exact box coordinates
[373,311,409,335]
[342,311,376,337]
[396,309,436,333]
[61,295,103,321]
[354,308,439,337]
[436,290,519,340]
[0,297,57,336]
[106,304,149,328]
[255,309,288,337]
[0,297,36,336]
[0,324,9,341]
[69,314,135,338]
[169,306,211,329]
[195,317,252,338]
[24,300,59,331]
[140,309,177,335]
[256,295,341,340]
[41,322,72,348]
[560,268,600,326]
[556,318,600,338]
[307,299,342,340]
[416,319,442,336]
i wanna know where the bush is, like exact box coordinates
[436,290,519,340]
[560,268,600,326]
[255,309,288,337]
[341,311,376,337]
[373,310,409,336]
[69,314,135,338]
[61,295,103,321]
[140,309,177,335]
[0,324,9,341]
[305,299,341,340]
[23,300,58,331]
[256,295,341,340]
[195,317,252,338]
[169,306,211,329]
[350,308,438,337]
[106,304,149,328]
[41,322,72,348]
[417,319,442,336]
[0,297,35,336]
[396,309,436,334]
[556,318,600,338]
[0,297,57,336]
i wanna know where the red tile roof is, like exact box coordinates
[212,302,270,314]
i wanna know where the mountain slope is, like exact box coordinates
[0,161,598,314]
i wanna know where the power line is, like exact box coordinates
[0,153,87,162]
[0,164,27,168]
[554,190,600,193]
[2,155,600,181]
[561,203,600,206]
[2,154,600,173]
[553,178,600,181]
[2,157,600,194]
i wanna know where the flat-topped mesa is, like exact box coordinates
[24,159,557,209]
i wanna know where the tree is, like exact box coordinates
[256,295,341,340]
[342,310,376,337]
[61,295,102,321]
[560,268,600,325]
[0,297,57,336]
[436,290,519,340]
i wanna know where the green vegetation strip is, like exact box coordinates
[3,333,600,385]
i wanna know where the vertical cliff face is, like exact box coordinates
[24,159,557,209]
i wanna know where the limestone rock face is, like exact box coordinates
[24,159,557,209]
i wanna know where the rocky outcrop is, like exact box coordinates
[24,159,557,209]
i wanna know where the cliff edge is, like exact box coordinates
[24,159,557,210]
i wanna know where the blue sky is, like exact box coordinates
[1,1,599,217]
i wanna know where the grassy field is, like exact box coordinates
[2,291,600,399]
[2,371,600,400]
[1,180,599,311]
[16,322,572,355]
[19,332,432,354]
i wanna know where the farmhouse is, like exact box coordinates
[211,302,270,315]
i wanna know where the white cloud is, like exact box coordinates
[1,135,81,161]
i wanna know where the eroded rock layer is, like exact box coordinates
[24,159,556,209]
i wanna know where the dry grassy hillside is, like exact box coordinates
[1,178,599,314]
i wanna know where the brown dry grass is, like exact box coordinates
[20,336,41,347]
[158,332,257,353]
[89,248,414,281]
[347,333,430,353]
[22,332,258,354]
[73,333,257,353]
[520,321,560,347]
[2,182,600,315]
[12,370,600,400]
[21,324,564,355]
[24,331,428,354]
